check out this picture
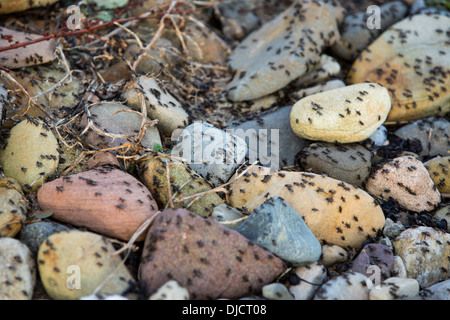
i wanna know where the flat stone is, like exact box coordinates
[211,204,245,229]
[79,102,161,152]
[227,105,310,169]
[366,156,441,212]
[171,122,247,187]
[235,197,322,266]
[420,279,450,300]
[383,218,405,239]
[369,277,420,300]
[122,76,190,137]
[393,226,450,288]
[424,156,450,194]
[394,117,450,159]
[225,0,339,101]
[229,166,386,248]
[37,230,136,300]
[0,238,35,300]
[318,244,349,267]
[347,14,450,121]
[139,208,286,299]
[290,83,391,143]
[37,166,159,241]
[296,142,373,187]
[289,79,346,102]
[314,272,370,300]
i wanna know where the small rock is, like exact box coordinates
[227,105,310,169]
[420,279,450,300]
[434,205,450,229]
[314,272,370,300]
[0,118,59,192]
[86,152,121,170]
[37,166,159,241]
[366,156,441,212]
[293,54,341,88]
[288,263,327,300]
[0,27,57,69]
[290,79,346,102]
[347,14,450,121]
[235,197,322,266]
[0,176,28,237]
[0,238,36,300]
[393,226,450,288]
[37,230,136,300]
[383,218,405,239]
[139,208,286,299]
[424,156,450,194]
[262,283,293,300]
[296,142,373,187]
[332,1,408,61]
[350,243,395,281]
[79,102,161,152]
[19,221,71,255]
[211,204,245,229]
[122,76,190,137]
[290,83,391,143]
[225,0,339,101]
[171,121,247,187]
[149,280,190,300]
[364,125,388,149]
[215,2,261,40]
[392,255,408,279]
[229,166,386,248]
[394,117,450,159]
[139,156,224,218]
[369,277,420,300]
[318,244,349,267]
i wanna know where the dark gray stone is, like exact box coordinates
[19,220,71,254]
[235,196,321,266]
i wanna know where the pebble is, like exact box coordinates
[392,255,408,279]
[0,118,59,192]
[393,226,450,288]
[313,272,370,300]
[235,197,322,266]
[149,280,190,300]
[420,279,450,300]
[318,244,349,267]
[293,54,341,88]
[139,156,224,217]
[366,156,441,212]
[171,122,247,187]
[287,263,327,300]
[0,0,58,14]
[290,83,391,143]
[225,0,339,101]
[211,204,245,229]
[122,76,190,137]
[289,79,346,102]
[216,2,261,40]
[0,238,36,300]
[227,105,310,168]
[364,125,388,149]
[18,221,71,255]
[350,243,395,281]
[0,62,81,126]
[262,283,293,300]
[139,208,286,299]
[347,14,450,121]
[229,166,386,248]
[331,1,408,61]
[37,166,159,241]
[79,102,161,152]
[382,218,405,239]
[434,206,450,229]
[37,230,136,300]
[296,142,373,187]
[0,176,28,237]
[424,156,450,194]
[394,117,450,159]
[369,277,420,300]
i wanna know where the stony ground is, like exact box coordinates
[0,0,449,300]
